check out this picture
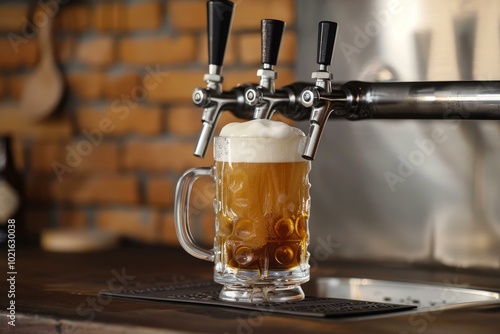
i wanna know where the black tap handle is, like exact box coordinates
[317,21,338,66]
[261,19,286,66]
[207,0,234,66]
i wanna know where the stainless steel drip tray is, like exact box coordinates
[312,277,500,313]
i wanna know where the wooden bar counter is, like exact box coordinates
[1,244,499,333]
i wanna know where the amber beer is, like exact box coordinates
[212,120,312,289]
[175,119,311,302]
[215,160,310,272]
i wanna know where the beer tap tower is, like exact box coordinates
[244,19,285,119]
[244,20,312,121]
[192,0,252,158]
[192,1,500,161]
[192,7,312,158]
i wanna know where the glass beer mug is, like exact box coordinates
[175,119,311,302]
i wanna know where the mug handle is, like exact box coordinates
[174,167,215,262]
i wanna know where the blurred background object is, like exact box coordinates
[19,1,64,122]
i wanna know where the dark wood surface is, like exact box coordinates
[1,244,500,333]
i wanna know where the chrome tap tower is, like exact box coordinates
[193,1,500,160]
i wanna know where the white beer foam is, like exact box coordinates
[216,119,306,163]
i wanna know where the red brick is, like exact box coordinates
[127,1,162,31]
[96,208,161,243]
[165,105,202,137]
[232,0,295,30]
[167,1,205,31]
[0,37,38,69]
[0,107,73,139]
[215,111,242,133]
[147,70,205,102]
[165,105,243,137]
[19,37,38,67]
[31,141,119,174]
[77,106,162,136]
[0,4,29,32]
[103,71,141,99]
[92,2,127,32]
[200,211,216,246]
[55,38,77,64]
[0,39,19,68]
[160,189,214,246]
[0,76,5,99]
[190,176,215,216]
[278,32,297,64]
[58,209,88,229]
[119,35,196,65]
[51,174,139,205]
[166,96,276,139]
[237,33,260,65]
[67,71,104,99]
[223,69,260,89]
[146,176,174,207]
[123,139,213,173]
[275,67,296,86]
[31,142,62,173]
[75,37,115,68]
[8,74,26,100]
[158,212,178,246]
[55,5,91,32]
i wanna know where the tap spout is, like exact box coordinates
[301,87,347,160]
[193,86,253,157]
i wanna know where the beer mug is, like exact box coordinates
[175,120,311,302]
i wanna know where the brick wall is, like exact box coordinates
[0,0,297,246]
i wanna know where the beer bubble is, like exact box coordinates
[234,218,255,238]
[234,246,254,265]
[277,193,287,203]
[295,214,308,237]
[274,217,294,238]
[275,246,295,265]
[218,215,233,236]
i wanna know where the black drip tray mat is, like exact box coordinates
[101,278,416,318]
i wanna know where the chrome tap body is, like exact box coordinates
[300,80,500,159]
[193,8,500,162]
[193,0,253,158]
